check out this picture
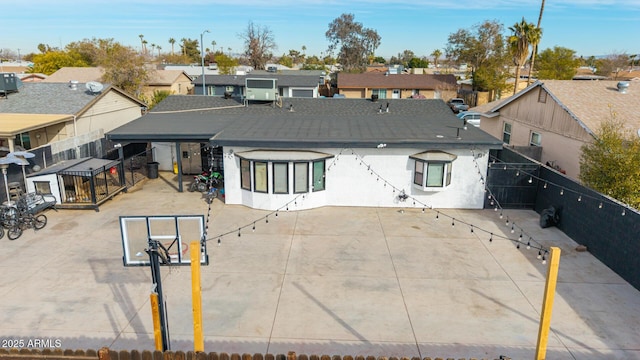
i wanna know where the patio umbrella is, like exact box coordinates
[0,156,23,205]
[8,151,35,190]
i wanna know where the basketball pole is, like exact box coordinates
[147,239,170,351]
[535,246,561,360]
[191,240,204,351]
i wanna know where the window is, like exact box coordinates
[372,88,387,99]
[413,160,452,189]
[240,159,251,190]
[312,160,325,191]
[503,122,512,144]
[236,151,332,194]
[273,162,288,194]
[410,151,456,191]
[254,162,268,193]
[530,132,541,146]
[294,162,309,193]
[34,181,52,195]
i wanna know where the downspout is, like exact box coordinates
[73,115,80,158]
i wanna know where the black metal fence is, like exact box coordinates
[487,147,640,291]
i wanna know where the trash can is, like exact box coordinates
[147,162,159,179]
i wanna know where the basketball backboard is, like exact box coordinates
[120,215,208,266]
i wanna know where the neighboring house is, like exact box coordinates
[141,69,193,99]
[0,81,146,155]
[107,96,502,211]
[477,79,640,179]
[194,73,324,98]
[161,64,219,79]
[44,66,192,100]
[16,73,47,82]
[43,67,104,83]
[0,61,32,74]
[337,72,457,100]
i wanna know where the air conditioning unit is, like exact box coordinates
[245,78,277,101]
[0,73,19,94]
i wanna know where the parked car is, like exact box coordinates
[456,111,481,127]
[447,98,469,113]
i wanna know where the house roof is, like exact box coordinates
[337,73,457,90]
[200,74,322,87]
[0,82,145,116]
[489,80,640,135]
[42,67,104,83]
[147,70,191,86]
[107,95,503,149]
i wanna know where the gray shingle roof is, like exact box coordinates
[107,96,503,149]
[200,74,322,87]
[0,82,110,114]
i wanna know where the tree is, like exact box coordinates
[101,42,149,96]
[508,17,541,94]
[139,34,146,54]
[179,38,201,63]
[372,56,386,64]
[240,21,276,70]
[536,46,580,79]
[325,13,381,72]
[214,52,238,75]
[169,38,176,56]
[29,51,89,75]
[595,53,629,79]
[149,90,171,109]
[580,117,640,210]
[408,57,429,69]
[277,53,294,68]
[446,20,509,92]
[527,0,545,85]
[431,49,442,68]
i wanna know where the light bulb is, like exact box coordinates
[578,196,582,202]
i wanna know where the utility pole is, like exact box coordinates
[201,30,210,95]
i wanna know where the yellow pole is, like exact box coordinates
[191,241,204,352]
[149,293,163,351]
[535,246,561,360]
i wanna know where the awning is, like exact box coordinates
[409,150,457,162]
[0,114,74,137]
[235,149,334,161]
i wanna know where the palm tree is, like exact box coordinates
[169,38,176,56]
[211,40,216,53]
[509,18,541,95]
[527,0,546,86]
[181,38,187,56]
[142,40,148,56]
[139,34,145,54]
[431,49,442,69]
[156,45,162,58]
[151,43,156,57]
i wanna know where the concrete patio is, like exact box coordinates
[0,172,638,360]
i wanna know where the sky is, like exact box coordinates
[3,0,640,60]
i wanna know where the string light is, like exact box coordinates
[560,189,564,195]
[238,228,241,237]
[470,225,474,233]
[622,209,626,216]
[252,222,256,232]
[578,195,582,202]
[489,233,493,242]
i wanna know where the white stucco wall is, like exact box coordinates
[26,174,62,204]
[221,146,490,211]
[152,142,177,171]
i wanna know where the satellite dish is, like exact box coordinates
[86,81,104,93]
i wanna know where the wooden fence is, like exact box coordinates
[0,348,504,360]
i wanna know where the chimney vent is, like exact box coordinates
[617,81,629,94]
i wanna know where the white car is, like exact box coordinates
[456,111,481,127]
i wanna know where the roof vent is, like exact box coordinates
[617,81,629,94]
[69,80,79,90]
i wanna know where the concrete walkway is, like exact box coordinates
[1,172,639,360]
